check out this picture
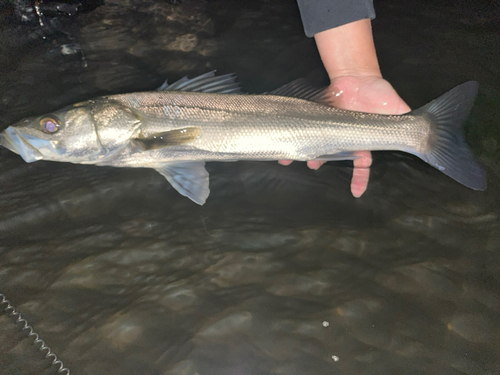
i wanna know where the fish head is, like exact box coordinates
[1,103,104,163]
[1,99,141,164]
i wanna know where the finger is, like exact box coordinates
[278,160,293,166]
[307,160,326,170]
[351,167,370,198]
[353,151,372,169]
[351,151,372,198]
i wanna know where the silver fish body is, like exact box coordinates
[101,91,428,166]
[0,72,487,204]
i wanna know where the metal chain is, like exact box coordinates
[0,293,70,375]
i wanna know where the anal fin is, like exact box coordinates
[312,152,360,162]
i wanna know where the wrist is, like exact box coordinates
[328,69,382,81]
[314,19,382,83]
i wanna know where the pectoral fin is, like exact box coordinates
[155,162,210,205]
[133,127,201,150]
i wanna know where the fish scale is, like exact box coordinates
[105,91,428,163]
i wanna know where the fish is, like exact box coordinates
[0,71,487,205]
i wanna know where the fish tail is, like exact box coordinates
[411,81,486,190]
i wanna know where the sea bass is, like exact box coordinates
[0,72,486,204]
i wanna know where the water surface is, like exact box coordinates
[1,1,499,374]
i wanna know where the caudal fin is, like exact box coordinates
[411,81,486,190]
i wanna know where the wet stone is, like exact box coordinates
[165,34,199,52]
[158,286,197,311]
[267,273,332,297]
[198,311,252,338]
[446,314,499,344]
[376,262,461,299]
[205,252,283,287]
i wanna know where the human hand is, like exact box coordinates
[278,75,411,197]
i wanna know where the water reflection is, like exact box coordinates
[0,0,499,374]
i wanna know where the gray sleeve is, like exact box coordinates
[297,0,375,37]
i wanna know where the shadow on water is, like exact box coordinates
[0,0,499,374]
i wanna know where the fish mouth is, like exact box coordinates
[1,127,45,163]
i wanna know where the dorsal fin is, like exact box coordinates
[267,78,333,105]
[156,71,243,94]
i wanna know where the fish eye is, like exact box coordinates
[40,116,61,134]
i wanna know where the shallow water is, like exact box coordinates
[1,0,499,374]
